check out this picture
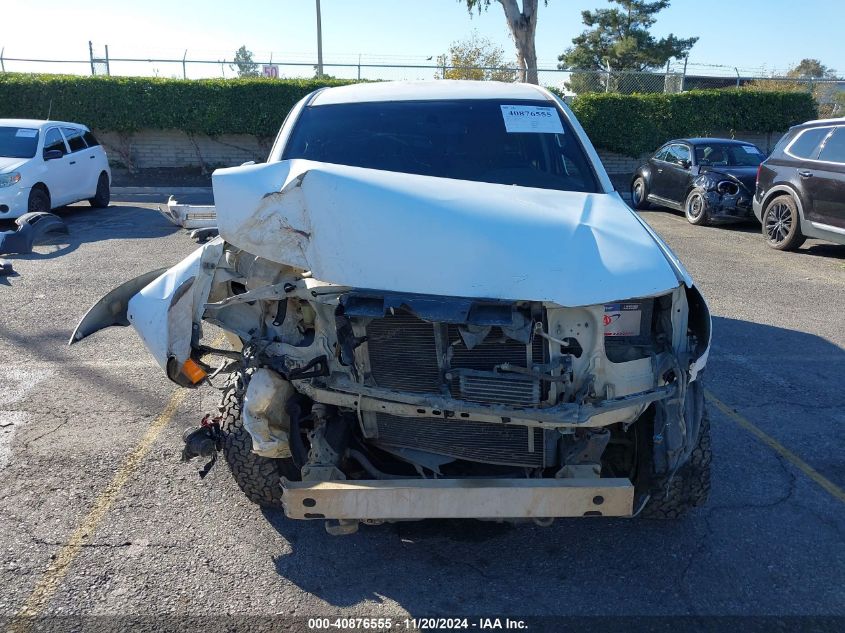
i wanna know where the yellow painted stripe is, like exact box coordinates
[8,388,188,631]
[9,335,225,631]
[705,389,845,504]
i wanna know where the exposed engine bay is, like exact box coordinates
[171,236,709,530]
[71,158,711,533]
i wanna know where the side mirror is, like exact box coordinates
[43,149,64,161]
[680,159,692,169]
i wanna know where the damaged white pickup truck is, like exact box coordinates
[72,81,711,533]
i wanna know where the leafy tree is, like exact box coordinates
[747,59,840,118]
[787,58,837,80]
[231,45,260,78]
[436,32,517,82]
[461,1,547,84]
[558,1,697,93]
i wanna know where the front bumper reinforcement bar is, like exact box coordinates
[282,477,634,520]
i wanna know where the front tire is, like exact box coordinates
[88,172,110,208]
[219,376,299,509]
[762,195,805,251]
[631,177,651,210]
[684,190,710,226]
[641,406,711,519]
[28,187,51,213]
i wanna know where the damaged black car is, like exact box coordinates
[631,138,764,225]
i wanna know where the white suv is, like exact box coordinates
[0,119,111,219]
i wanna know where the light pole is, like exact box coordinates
[316,0,324,78]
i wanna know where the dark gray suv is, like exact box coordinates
[754,118,845,250]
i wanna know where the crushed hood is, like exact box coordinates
[212,160,688,307]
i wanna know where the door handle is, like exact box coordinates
[89,155,95,159]
[69,160,76,165]
[657,168,663,173]
[798,170,813,178]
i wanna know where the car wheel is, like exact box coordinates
[640,405,711,519]
[88,173,110,208]
[219,375,299,509]
[27,187,51,213]
[631,177,650,210]
[684,190,710,226]
[762,195,805,251]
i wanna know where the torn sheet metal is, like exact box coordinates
[212,159,685,308]
[125,238,225,370]
[69,267,169,343]
[158,195,217,229]
[0,212,68,255]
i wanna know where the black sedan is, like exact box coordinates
[631,138,764,225]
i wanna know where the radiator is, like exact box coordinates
[365,312,546,407]
[375,413,545,468]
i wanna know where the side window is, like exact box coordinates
[43,128,67,156]
[653,146,670,161]
[82,131,100,147]
[818,127,845,164]
[666,144,690,166]
[62,127,87,153]
[787,127,830,159]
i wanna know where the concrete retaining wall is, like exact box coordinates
[96,128,786,175]
[94,129,273,171]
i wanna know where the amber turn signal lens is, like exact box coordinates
[181,358,207,384]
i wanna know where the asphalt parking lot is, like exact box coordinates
[1,193,843,629]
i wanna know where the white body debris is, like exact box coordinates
[158,195,217,229]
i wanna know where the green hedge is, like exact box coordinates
[0,74,818,156]
[568,90,817,156]
[0,74,355,137]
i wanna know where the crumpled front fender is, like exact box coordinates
[70,238,225,374]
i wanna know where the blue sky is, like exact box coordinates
[2,0,843,79]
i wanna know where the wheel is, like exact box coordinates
[684,190,710,226]
[27,187,51,213]
[640,406,711,519]
[762,195,805,251]
[88,172,110,208]
[631,177,651,210]
[219,376,299,508]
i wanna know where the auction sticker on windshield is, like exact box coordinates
[500,105,564,134]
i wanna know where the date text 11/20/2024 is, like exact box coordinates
[307,618,529,630]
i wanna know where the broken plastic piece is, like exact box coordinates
[0,212,68,255]
[189,227,219,243]
[181,358,208,384]
[158,195,217,229]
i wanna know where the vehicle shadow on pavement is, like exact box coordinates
[800,242,845,259]
[262,316,845,616]
[0,203,178,262]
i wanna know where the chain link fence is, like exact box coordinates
[1,45,843,116]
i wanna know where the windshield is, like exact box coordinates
[694,143,764,167]
[0,126,40,159]
[282,99,600,193]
